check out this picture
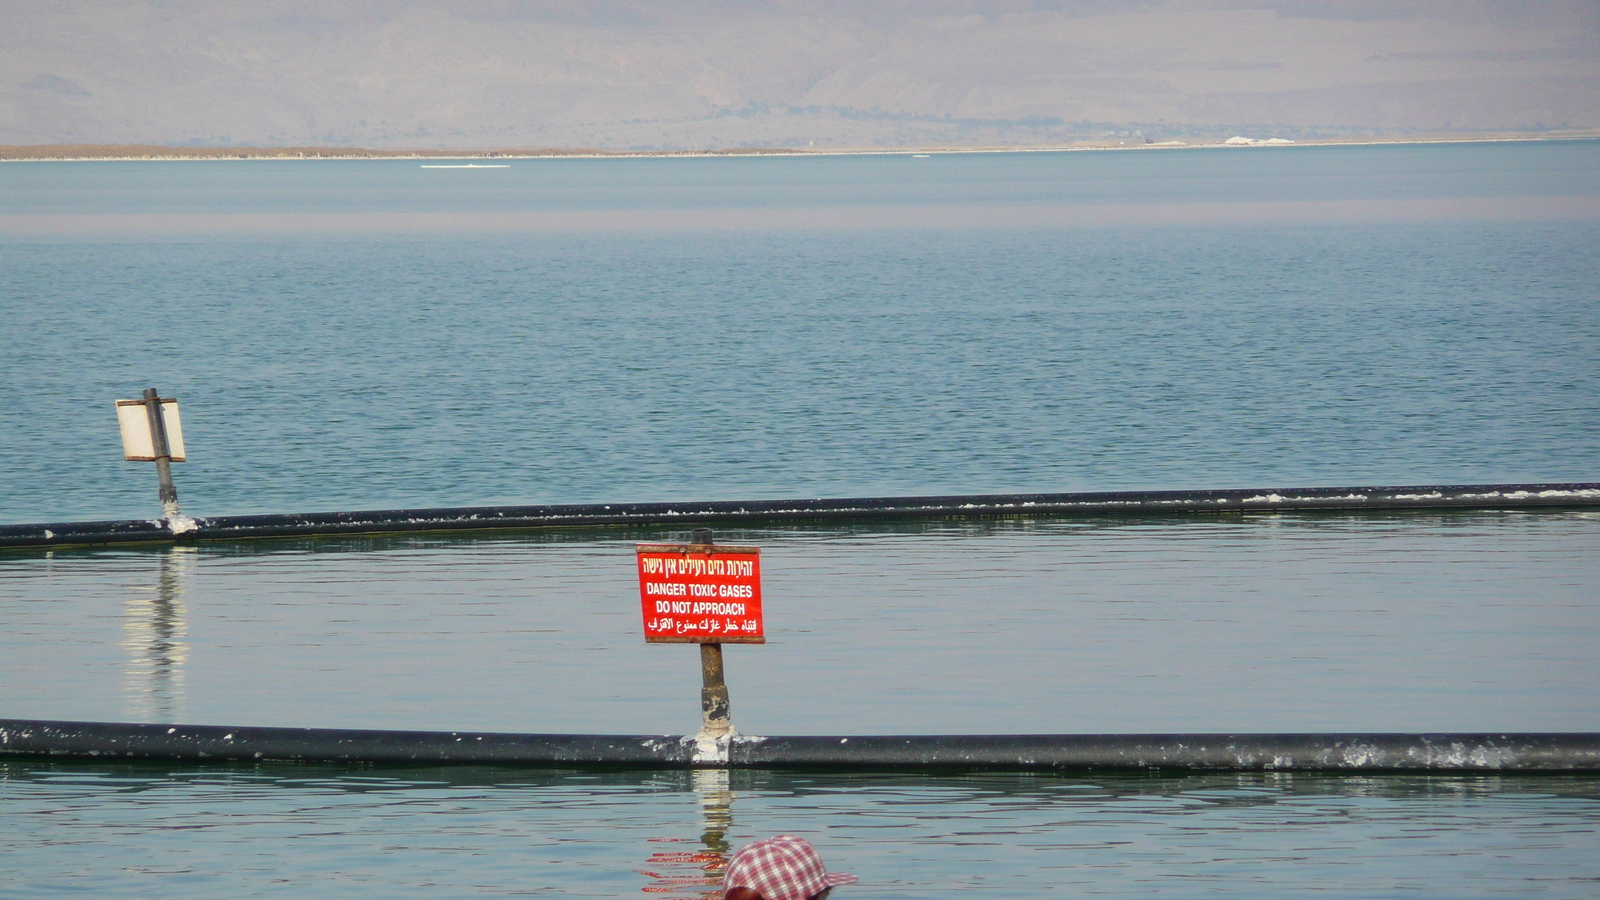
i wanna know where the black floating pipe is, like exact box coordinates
[4,719,1598,772]
[0,719,692,767]
[3,482,1599,549]
[730,733,1600,772]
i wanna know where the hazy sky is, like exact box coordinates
[4,1,1598,149]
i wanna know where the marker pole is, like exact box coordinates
[693,527,733,737]
[142,387,181,518]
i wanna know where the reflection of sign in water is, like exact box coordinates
[637,544,764,644]
[121,548,192,721]
[638,843,726,897]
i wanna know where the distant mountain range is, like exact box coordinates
[4,1,1597,150]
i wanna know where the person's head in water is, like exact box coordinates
[721,835,856,900]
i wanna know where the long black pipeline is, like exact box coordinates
[4,481,1598,549]
[3,719,1598,772]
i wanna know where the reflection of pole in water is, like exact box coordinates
[640,770,736,898]
[120,547,192,721]
[694,768,735,856]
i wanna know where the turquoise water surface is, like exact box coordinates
[3,142,1599,897]
[5,764,1598,898]
[2,141,1597,523]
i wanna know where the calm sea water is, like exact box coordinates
[5,764,1598,899]
[4,515,1598,735]
[2,142,1598,523]
[3,143,1599,896]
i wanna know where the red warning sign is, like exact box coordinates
[637,543,764,644]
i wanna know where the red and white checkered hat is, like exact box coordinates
[722,835,857,900]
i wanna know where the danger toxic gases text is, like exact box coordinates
[636,543,764,644]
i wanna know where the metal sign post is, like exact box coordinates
[637,527,764,742]
[116,387,190,527]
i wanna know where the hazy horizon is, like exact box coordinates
[4,1,1599,151]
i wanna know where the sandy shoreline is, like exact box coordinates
[3,131,1596,162]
